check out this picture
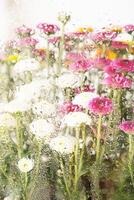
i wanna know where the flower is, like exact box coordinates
[56,72,82,89]
[74,84,95,94]
[29,119,55,139]
[72,92,98,108]
[16,25,33,37]
[111,41,129,49]
[18,158,34,173]
[123,24,134,32]
[32,100,56,117]
[114,32,133,42]
[58,101,82,114]
[13,58,40,75]
[69,59,93,72]
[103,73,132,89]
[18,37,38,47]
[37,23,60,35]
[112,59,134,72]
[0,113,16,128]
[88,96,113,115]
[62,112,91,127]
[119,121,134,134]
[49,135,76,154]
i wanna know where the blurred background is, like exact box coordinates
[0,0,134,41]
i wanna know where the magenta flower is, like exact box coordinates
[111,41,129,49]
[94,58,111,69]
[88,96,113,115]
[92,31,117,42]
[58,101,82,115]
[37,23,60,35]
[74,85,95,94]
[119,121,134,134]
[66,52,86,62]
[112,59,134,73]
[69,59,93,72]
[103,73,132,89]
[123,24,134,32]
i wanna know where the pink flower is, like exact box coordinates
[123,24,134,32]
[58,101,82,115]
[92,31,117,42]
[37,23,60,35]
[16,25,33,37]
[103,73,132,89]
[18,37,38,47]
[66,53,86,62]
[69,59,93,72]
[48,36,60,45]
[74,85,95,94]
[32,48,46,60]
[111,41,129,49]
[112,59,134,72]
[119,121,134,134]
[94,58,111,69]
[88,96,113,115]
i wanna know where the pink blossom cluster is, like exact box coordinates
[74,85,95,94]
[37,23,60,35]
[119,121,134,134]
[69,59,93,72]
[58,101,82,115]
[88,96,113,115]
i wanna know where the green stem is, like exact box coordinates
[16,114,23,159]
[96,114,102,163]
[46,37,50,77]
[128,135,134,187]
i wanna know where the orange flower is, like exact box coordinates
[106,49,117,60]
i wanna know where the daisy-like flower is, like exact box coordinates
[58,101,82,114]
[0,113,16,128]
[72,92,98,108]
[16,25,33,37]
[29,119,55,139]
[69,59,93,72]
[56,72,82,89]
[18,37,38,48]
[18,158,34,173]
[88,96,113,115]
[13,58,40,75]
[103,73,132,89]
[49,135,76,154]
[123,24,134,32]
[119,121,134,134]
[37,23,60,35]
[114,32,133,42]
[32,100,56,117]
[62,111,91,127]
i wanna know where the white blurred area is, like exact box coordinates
[0,0,134,41]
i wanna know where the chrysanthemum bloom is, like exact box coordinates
[69,59,93,72]
[18,37,38,48]
[103,73,132,89]
[88,96,113,115]
[65,52,86,62]
[73,92,98,109]
[113,32,133,42]
[112,59,134,73]
[29,119,55,139]
[93,58,111,69]
[62,112,91,127]
[37,23,60,35]
[49,135,76,154]
[16,25,33,37]
[111,41,129,49]
[92,31,117,42]
[74,84,95,94]
[119,121,134,134]
[18,158,34,173]
[123,24,134,33]
[13,58,40,75]
[58,101,82,115]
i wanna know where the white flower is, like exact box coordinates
[49,135,76,154]
[56,72,82,89]
[18,158,34,173]
[29,119,55,138]
[0,113,16,128]
[13,58,40,74]
[32,100,56,117]
[15,80,52,102]
[72,92,98,108]
[114,33,133,42]
[5,98,31,113]
[62,112,91,127]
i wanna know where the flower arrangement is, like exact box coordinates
[0,14,134,200]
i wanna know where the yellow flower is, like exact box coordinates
[76,27,93,33]
[106,50,117,60]
[6,55,20,62]
[111,26,122,33]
